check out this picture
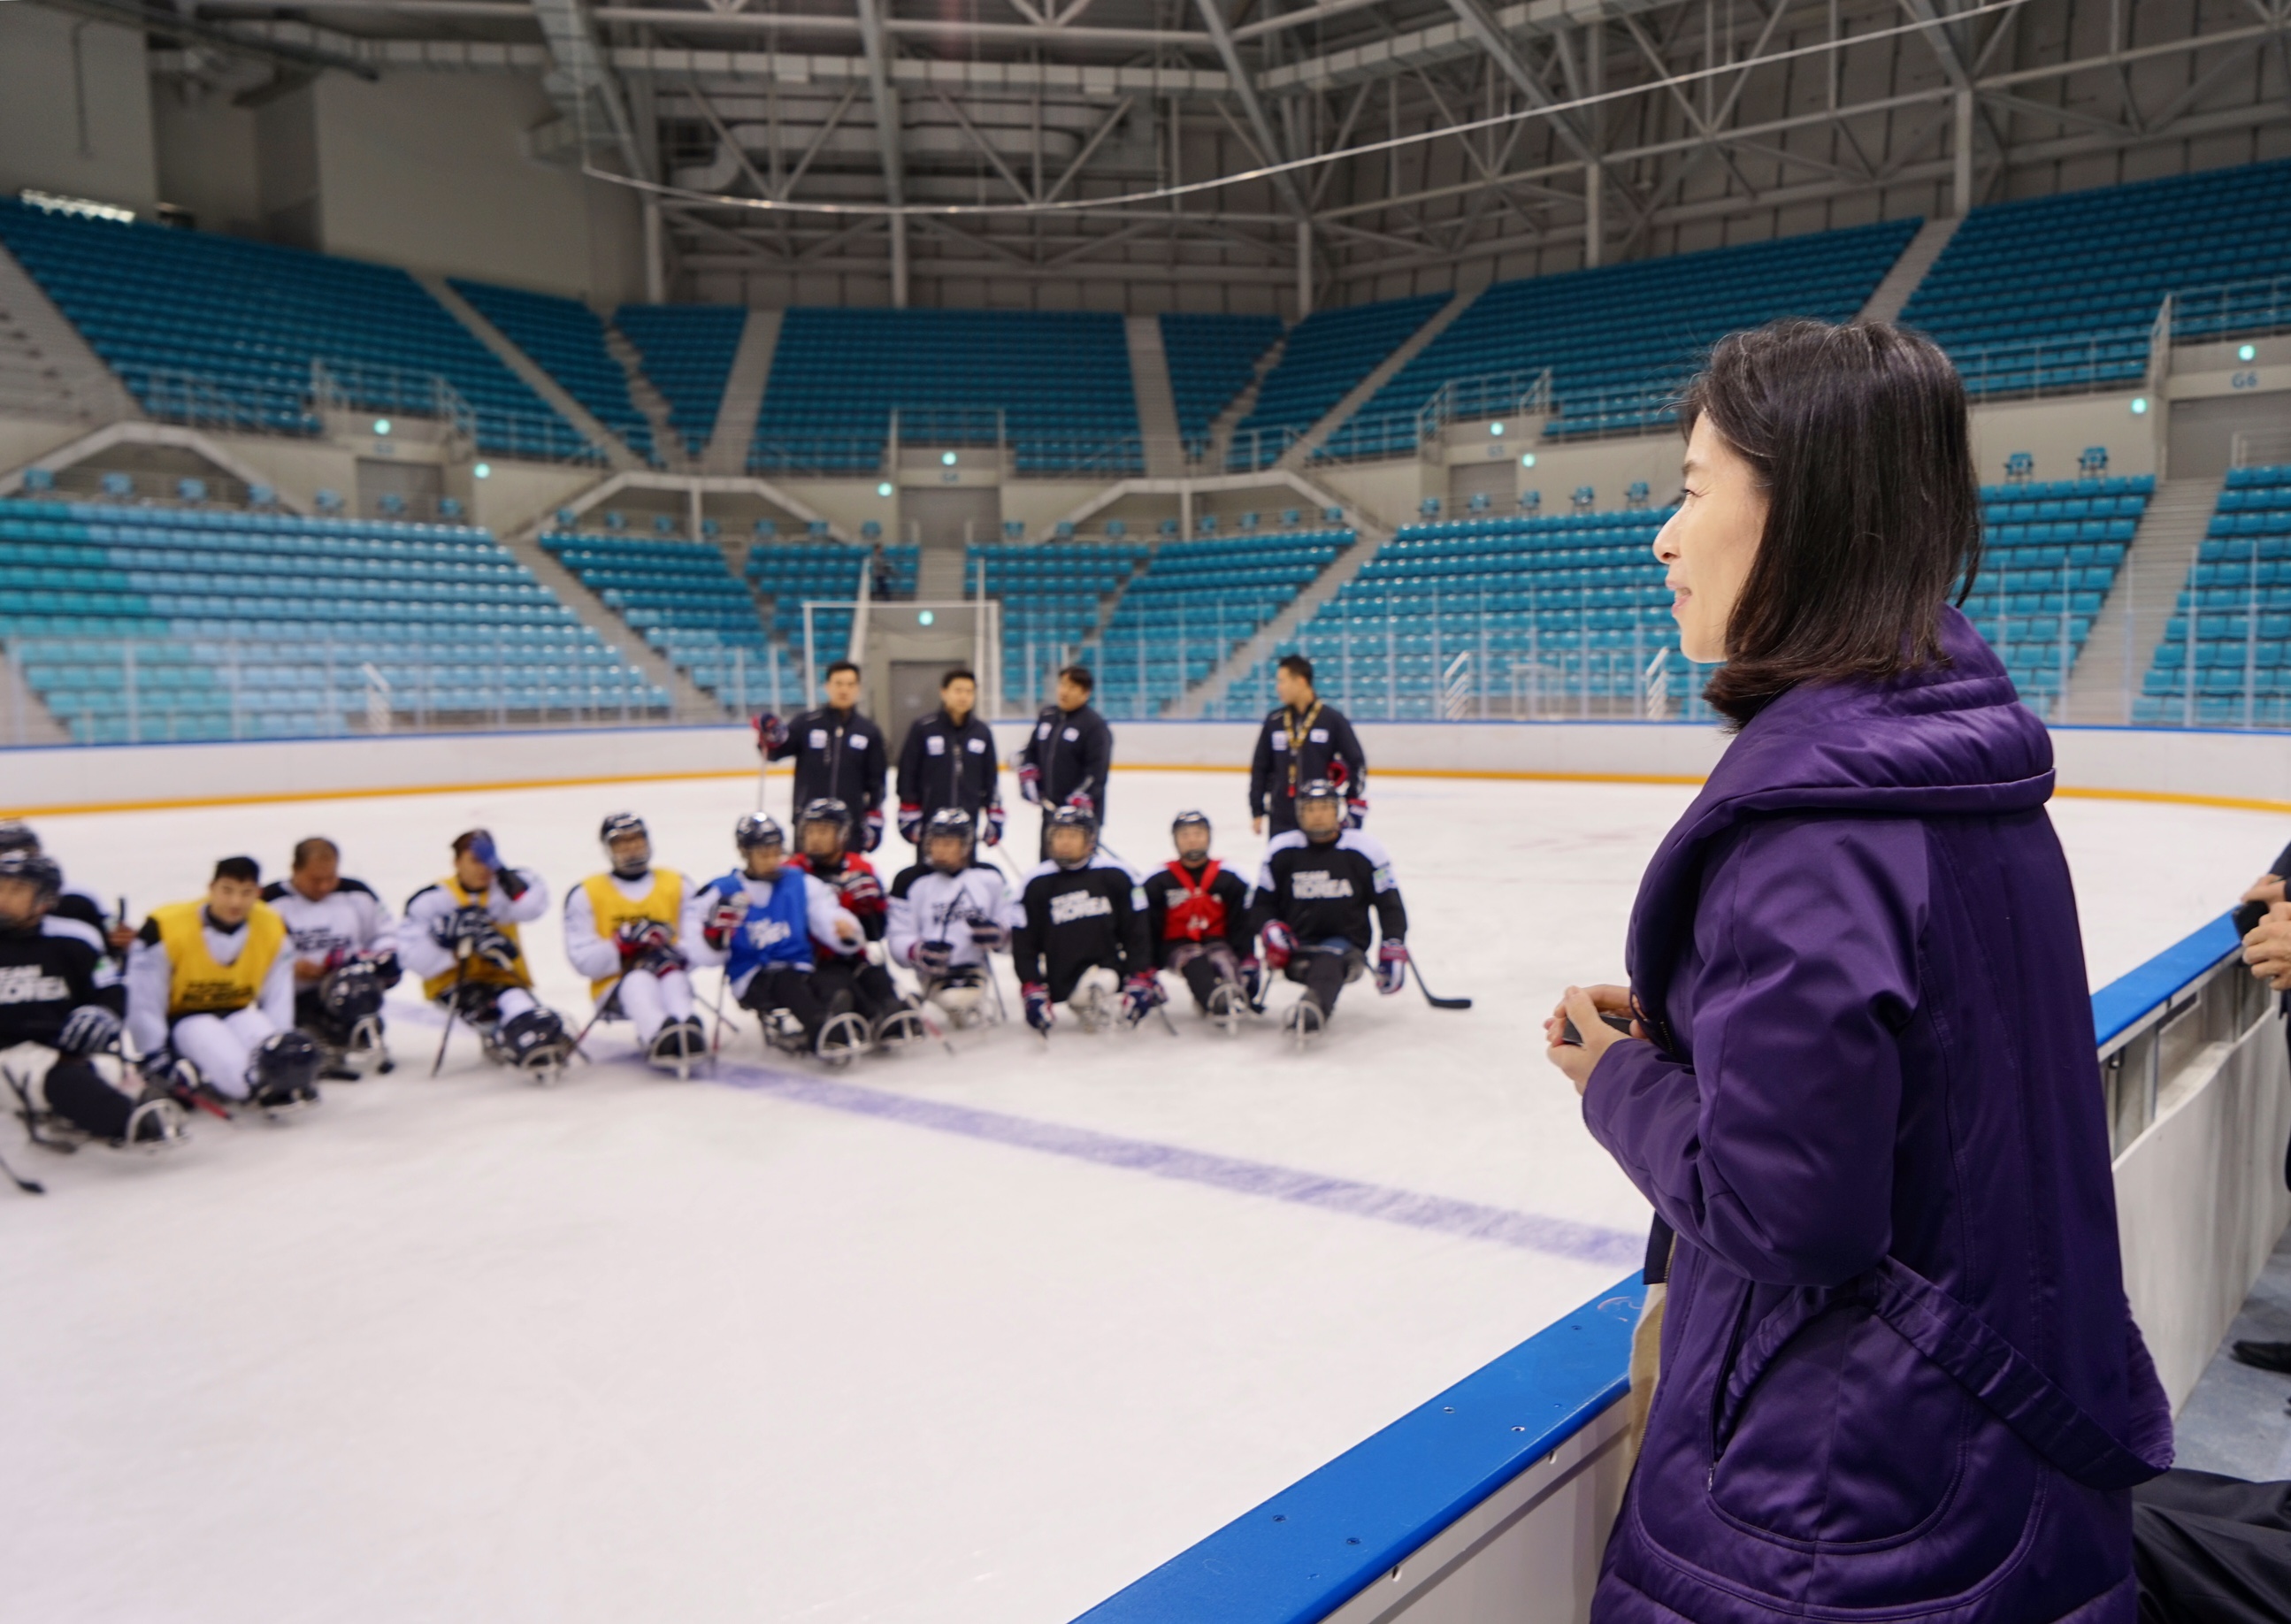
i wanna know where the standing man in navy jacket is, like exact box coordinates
[1249,655,1368,837]
[753,659,890,851]
[1017,665,1112,860]
[894,668,1004,849]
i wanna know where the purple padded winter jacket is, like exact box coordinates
[1583,607,2172,1622]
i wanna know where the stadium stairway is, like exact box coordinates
[2064,475,2225,724]
[601,320,690,473]
[1858,217,1961,324]
[0,638,72,745]
[490,517,723,719]
[418,273,645,473]
[1170,519,1391,717]
[1123,317,1186,478]
[1278,287,1477,470]
[0,240,134,426]
[705,310,778,475]
[1203,334,1284,471]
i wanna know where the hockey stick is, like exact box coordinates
[429,943,471,1078]
[709,970,738,1056]
[567,969,629,1062]
[1410,959,1473,1011]
[0,1141,42,1195]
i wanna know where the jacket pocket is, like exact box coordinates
[1708,1288,1972,1548]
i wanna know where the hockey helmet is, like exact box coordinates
[797,797,851,855]
[320,958,385,1025]
[923,807,976,871]
[0,848,62,921]
[0,818,36,855]
[734,812,785,852]
[1295,778,1345,842]
[1046,802,1098,869]
[599,811,650,877]
[1170,809,1212,860]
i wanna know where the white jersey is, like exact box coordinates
[261,877,394,966]
[886,862,1019,970]
[396,868,551,987]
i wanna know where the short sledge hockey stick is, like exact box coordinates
[1411,960,1473,1011]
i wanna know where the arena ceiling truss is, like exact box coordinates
[110,0,2291,310]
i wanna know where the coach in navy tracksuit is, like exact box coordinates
[894,668,1003,847]
[1017,665,1112,859]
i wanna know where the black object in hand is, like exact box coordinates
[2235,899,2269,937]
[1559,1010,1639,1046]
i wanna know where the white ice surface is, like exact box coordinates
[2,768,2279,1623]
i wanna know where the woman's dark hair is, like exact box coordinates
[1682,319,1981,726]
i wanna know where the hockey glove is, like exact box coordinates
[436,905,492,954]
[838,869,885,915]
[615,918,676,964]
[1023,982,1053,1033]
[472,930,521,973]
[136,1046,180,1088]
[1260,920,1298,971]
[1063,789,1095,817]
[1017,763,1042,805]
[984,805,1005,846]
[364,948,404,989]
[467,831,502,872]
[1346,796,1369,830]
[1239,955,1265,1006]
[1122,973,1165,1027]
[58,1003,121,1056]
[827,914,866,954]
[897,802,923,844]
[913,938,954,976]
[701,894,747,951]
[862,808,885,853]
[753,711,790,753]
[968,921,1008,954]
[1375,938,1410,996]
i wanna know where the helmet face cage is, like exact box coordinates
[1047,804,1097,869]
[0,819,35,855]
[1295,780,1344,839]
[735,814,785,854]
[1170,810,1211,858]
[0,849,62,915]
[798,798,850,855]
[923,808,975,871]
[600,812,650,877]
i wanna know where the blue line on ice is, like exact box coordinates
[711,1060,1644,1268]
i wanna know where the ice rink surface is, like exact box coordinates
[2,764,2280,1623]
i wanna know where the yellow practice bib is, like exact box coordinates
[420,875,533,1001]
[151,900,287,1019]
[579,869,685,997]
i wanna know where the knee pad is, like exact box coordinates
[249,1030,322,1097]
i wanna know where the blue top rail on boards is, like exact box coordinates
[1076,908,2254,1623]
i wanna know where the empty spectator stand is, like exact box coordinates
[964,541,1151,711]
[0,199,593,459]
[1324,219,1920,455]
[744,541,919,672]
[540,532,785,711]
[1228,295,1446,471]
[1902,157,2291,395]
[451,280,656,465]
[1089,530,1350,717]
[1159,313,1283,460]
[614,304,747,460]
[1247,509,1677,720]
[1965,477,2150,711]
[0,501,663,742]
[2140,465,2291,725]
[748,309,1142,475]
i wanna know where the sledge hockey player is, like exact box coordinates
[1142,810,1260,1028]
[398,830,571,1076]
[1248,654,1369,837]
[1013,805,1157,1035]
[0,817,128,949]
[0,848,183,1150]
[885,808,1015,1029]
[893,667,1004,849]
[1249,779,1409,1044]
[565,812,706,1074]
[125,856,322,1115]
[685,814,870,1062]
[1017,665,1113,859]
[752,658,890,851]
[786,797,926,1049]
[264,836,401,1078]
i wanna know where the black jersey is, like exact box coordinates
[1247,830,1406,951]
[0,915,122,1049]
[1141,860,1253,966]
[1013,855,1149,987]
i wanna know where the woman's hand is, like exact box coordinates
[1544,983,1646,1095]
[2241,873,2287,907]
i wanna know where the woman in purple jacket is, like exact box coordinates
[1547,320,2172,1622]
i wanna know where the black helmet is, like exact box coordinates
[797,798,851,847]
[0,848,62,908]
[923,807,976,870]
[1046,803,1097,869]
[1295,779,1344,841]
[1170,809,1211,850]
[0,819,36,855]
[734,813,785,852]
[599,812,650,877]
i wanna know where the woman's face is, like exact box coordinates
[1654,416,1769,663]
